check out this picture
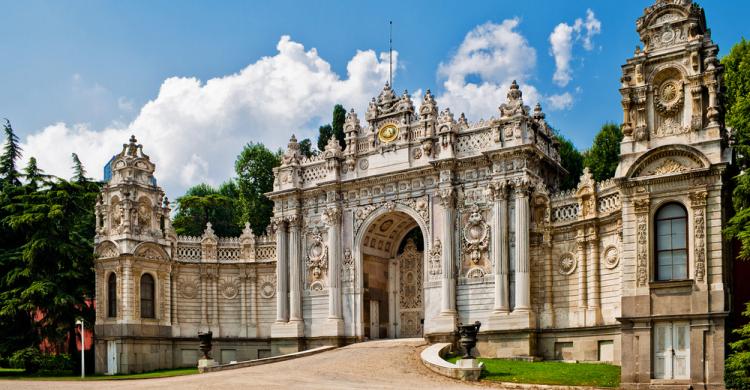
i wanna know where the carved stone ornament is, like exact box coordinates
[341,248,355,285]
[259,274,276,299]
[466,267,485,279]
[428,240,442,281]
[636,214,648,287]
[654,79,684,115]
[306,228,328,284]
[646,158,688,176]
[98,243,119,259]
[603,246,620,269]
[558,253,577,275]
[178,276,199,299]
[219,277,240,300]
[693,208,706,282]
[358,158,369,170]
[462,204,490,265]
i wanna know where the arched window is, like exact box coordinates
[107,273,117,318]
[140,273,155,318]
[655,203,688,281]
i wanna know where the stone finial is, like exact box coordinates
[241,222,254,237]
[203,222,216,238]
[419,89,439,120]
[507,80,522,101]
[281,134,301,166]
[577,167,595,190]
[499,80,527,118]
[533,103,545,120]
[344,109,360,135]
[324,136,343,158]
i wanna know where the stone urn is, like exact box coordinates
[457,321,481,359]
[198,331,213,359]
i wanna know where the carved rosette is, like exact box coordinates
[603,246,620,269]
[462,204,490,268]
[258,274,276,299]
[306,228,328,289]
[558,253,577,275]
[219,277,240,300]
[178,276,200,299]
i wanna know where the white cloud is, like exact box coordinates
[546,92,574,111]
[117,96,134,112]
[21,35,395,197]
[549,9,601,87]
[435,19,542,120]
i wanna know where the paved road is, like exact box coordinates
[0,339,486,390]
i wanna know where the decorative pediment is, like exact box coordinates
[133,242,169,261]
[627,144,709,178]
[96,241,120,259]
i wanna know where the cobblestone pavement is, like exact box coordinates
[0,339,488,390]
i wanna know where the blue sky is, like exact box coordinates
[0,0,747,198]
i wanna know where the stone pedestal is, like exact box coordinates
[456,358,481,369]
[271,320,304,338]
[197,358,217,372]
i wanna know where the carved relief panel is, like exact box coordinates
[398,240,423,338]
[461,204,490,278]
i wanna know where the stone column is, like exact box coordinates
[212,268,219,333]
[275,219,289,322]
[576,232,588,326]
[288,215,303,323]
[240,265,248,336]
[438,188,457,315]
[587,232,601,326]
[324,207,343,320]
[514,183,531,311]
[543,229,555,326]
[200,267,208,328]
[491,181,510,313]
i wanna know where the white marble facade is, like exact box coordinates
[94,1,731,388]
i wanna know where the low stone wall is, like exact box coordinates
[420,343,483,381]
[199,345,336,373]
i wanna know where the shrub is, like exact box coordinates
[8,348,73,373]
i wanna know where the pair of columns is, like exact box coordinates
[491,181,531,313]
[438,181,531,317]
[275,209,343,326]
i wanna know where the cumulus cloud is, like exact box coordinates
[435,19,542,120]
[549,9,601,87]
[21,35,395,197]
[546,92,574,111]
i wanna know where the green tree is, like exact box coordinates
[235,143,280,235]
[583,123,623,182]
[172,182,242,237]
[556,132,584,190]
[0,154,99,359]
[22,157,50,191]
[0,119,23,187]
[723,38,750,389]
[71,153,88,183]
[298,138,314,158]
[316,104,347,152]
[317,124,333,152]
[331,104,346,150]
[724,39,750,259]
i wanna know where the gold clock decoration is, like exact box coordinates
[378,124,399,143]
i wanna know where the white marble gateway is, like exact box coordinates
[94,1,731,388]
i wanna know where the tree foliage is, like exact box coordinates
[235,142,280,235]
[316,104,346,152]
[0,128,99,362]
[0,119,22,187]
[556,132,584,190]
[172,182,242,237]
[583,123,623,182]
[298,138,314,158]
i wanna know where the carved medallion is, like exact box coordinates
[259,274,276,299]
[603,246,620,269]
[558,253,577,275]
[462,204,490,265]
[358,158,369,170]
[219,278,239,299]
[179,276,199,299]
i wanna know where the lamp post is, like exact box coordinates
[75,319,85,379]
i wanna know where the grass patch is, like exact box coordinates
[446,357,620,388]
[0,367,198,381]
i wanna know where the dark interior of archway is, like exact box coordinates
[397,226,423,254]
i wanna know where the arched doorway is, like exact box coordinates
[359,210,425,339]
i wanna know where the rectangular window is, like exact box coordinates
[653,321,690,379]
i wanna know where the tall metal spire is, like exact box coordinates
[389,20,393,87]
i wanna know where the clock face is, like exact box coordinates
[378,124,399,143]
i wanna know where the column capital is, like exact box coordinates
[322,205,342,227]
[437,187,455,208]
[488,179,508,201]
[286,214,302,229]
[689,190,708,208]
[512,178,532,196]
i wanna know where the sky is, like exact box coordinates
[1,0,747,199]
